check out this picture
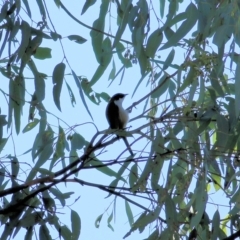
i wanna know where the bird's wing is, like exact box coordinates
[106,102,120,129]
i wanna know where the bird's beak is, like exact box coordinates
[124,94,128,97]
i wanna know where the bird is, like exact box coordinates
[105,93,134,156]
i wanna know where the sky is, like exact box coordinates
[0,0,232,239]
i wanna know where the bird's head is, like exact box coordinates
[110,93,128,106]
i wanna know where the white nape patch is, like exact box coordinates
[114,98,129,128]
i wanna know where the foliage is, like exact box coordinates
[0,0,240,239]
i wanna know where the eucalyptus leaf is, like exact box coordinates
[67,35,87,44]
[52,62,66,111]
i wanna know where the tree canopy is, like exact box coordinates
[0,0,240,239]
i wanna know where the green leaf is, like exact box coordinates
[196,75,205,106]
[138,47,150,75]
[90,65,106,86]
[162,49,175,70]
[16,21,31,62]
[129,163,138,188]
[90,19,104,64]
[212,210,220,239]
[123,212,147,238]
[52,62,65,111]
[67,35,87,44]
[159,0,165,18]
[19,35,43,75]
[161,3,197,50]
[112,3,132,49]
[128,5,139,31]
[89,0,109,62]
[190,178,207,228]
[33,128,54,169]
[108,59,116,80]
[71,210,81,240]
[59,226,72,240]
[0,115,7,140]
[8,18,20,43]
[11,157,19,178]
[0,138,8,153]
[38,168,54,177]
[81,78,99,105]
[65,80,76,107]
[148,229,160,240]
[50,126,66,169]
[100,92,110,102]
[36,0,46,19]
[235,60,240,117]
[30,27,51,39]
[151,74,169,98]
[35,144,53,169]
[0,2,8,24]
[22,118,39,133]
[151,155,164,189]
[132,72,148,97]
[179,66,197,92]
[22,0,31,18]
[100,37,112,66]
[0,29,9,58]
[216,113,229,149]
[107,211,114,231]
[125,201,134,227]
[81,0,96,15]
[54,0,61,8]
[145,29,163,58]
[95,214,103,228]
[165,0,177,24]
[11,76,25,134]
[62,192,74,199]
[72,70,93,120]
[71,133,86,151]
[168,12,188,27]
[116,42,132,68]
[49,188,66,207]
[165,193,177,232]
[126,207,161,238]
[34,47,52,59]
[209,69,224,97]
[20,212,44,228]
[188,78,198,107]
[90,158,119,177]
[0,167,5,186]
[164,26,175,40]
[51,31,62,41]
[213,25,233,48]
[27,60,45,102]
[90,37,112,86]
[25,227,33,240]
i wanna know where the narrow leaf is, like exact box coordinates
[34,47,52,59]
[72,70,93,120]
[22,0,31,18]
[71,210,81,240]
[162,49,175,70]
[125,201,134,227]
[81,0,96,15]
[22,118,39,133]
[161,3,197,50]
[235,60,240,117]
[95,214,103,228]
[52,62,66,111]
[146,29,163,58]
[67,35,87,44]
